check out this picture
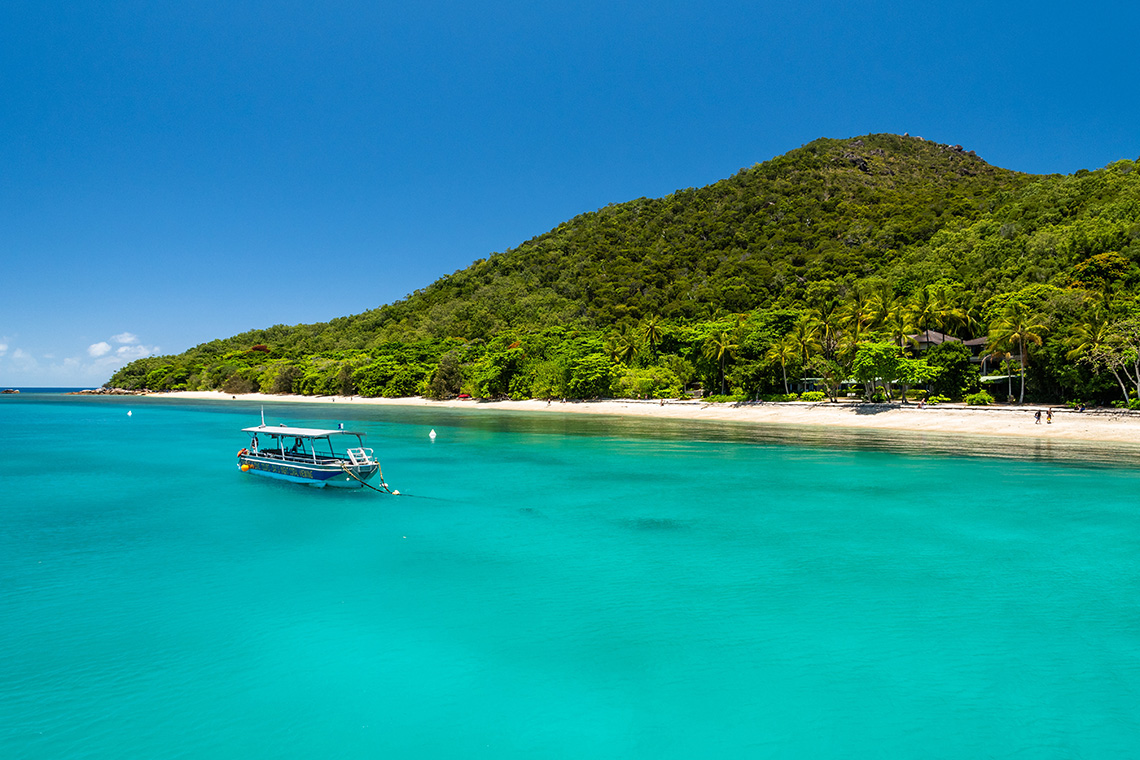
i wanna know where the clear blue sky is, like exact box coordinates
[2,1,1137,386]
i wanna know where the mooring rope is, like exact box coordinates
[341,463,399,495]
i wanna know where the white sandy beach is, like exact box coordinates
[141,391,1140,445]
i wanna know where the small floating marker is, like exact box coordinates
[429,428,436,440]
[127,410,132,417]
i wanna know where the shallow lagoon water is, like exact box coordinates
[1,394,1138,758]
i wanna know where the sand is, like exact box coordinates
[140,391,1140,445]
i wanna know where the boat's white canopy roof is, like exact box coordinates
[242,424,361,439]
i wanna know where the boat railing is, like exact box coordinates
[247,446,374,468]
[345,447,374,466]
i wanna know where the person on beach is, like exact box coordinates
[1034,410,1041,424]
[1046,409,1053,424]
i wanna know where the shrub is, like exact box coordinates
[759,392,798,402]
[221,372,255,394]
[612,366,682,399]
[704,393,748,403]
[906,389,928,400]
[799,391,827,402]
[964,391,995,406]
[927,394,951,405]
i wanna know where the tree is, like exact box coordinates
[425,350,464,399]
[566,354,614,398]
[808,356,848,402]
[640,315,664,357]
[703,330,739,395]
[987,301,1047,403]
[878,302,918,352]
[837,288,873,358]
[1087,318,1140,403]
[605,326,640,365]
[788,314,822,366]
[853,342,901,401]
[895,357,941,404]
[907,286,945,333]
[924,341,977,399]
[765,336,797,395]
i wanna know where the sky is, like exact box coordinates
[2,1,1138,386]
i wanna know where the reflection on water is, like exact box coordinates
[241,401,1140,470]
[21,391,1140,469]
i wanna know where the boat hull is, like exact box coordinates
[238,454,379,488]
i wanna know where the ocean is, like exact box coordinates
[1,392,1137,758]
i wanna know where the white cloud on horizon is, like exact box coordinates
[0,334,161,387]
[115,345,153,359]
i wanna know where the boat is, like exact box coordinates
[237,420,391,490]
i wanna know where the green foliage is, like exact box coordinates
[704,393,748,403]
[924,341,978,399]
[853,342,901,396]
[799,391,827,402]
[613,366,682,399]
[106,135,1140,407]
[425,350,464,399]
[964,391,995,405]
[566,354,614,399]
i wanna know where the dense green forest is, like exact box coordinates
[110,133,1140,406]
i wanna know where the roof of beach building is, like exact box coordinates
[907,331,991,349]
[910,329,960,345]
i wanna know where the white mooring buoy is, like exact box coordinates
[127,410,132,417]
[429,428,437,440]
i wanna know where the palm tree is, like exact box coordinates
[640,315,664,357]
[837,287,873,358]
[765,336,797,395]
[788,314,823,367]
[703,330,739,395]
[813,301,842,358]
[931,285,968,336]
[605,326,640,365]
[987,301,1048,404]
[1065,305,1111,361]
[879,303,918,353]
[1066,305,1130,401]
[907,285,946,335]
[868,286,897,331]
[986,349,1014,401]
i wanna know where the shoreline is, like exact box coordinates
[138,390,1140,445]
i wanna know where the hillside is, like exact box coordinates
[110,133,1140,405]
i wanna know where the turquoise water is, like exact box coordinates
[2,394,1138,758]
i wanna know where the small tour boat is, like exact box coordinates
[237,420,392,490]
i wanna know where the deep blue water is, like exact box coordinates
[1,394,1138,758]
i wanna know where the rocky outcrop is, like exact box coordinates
[67,387,147,396]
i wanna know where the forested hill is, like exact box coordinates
[111,133,1140,406]
[369,133,1030,339]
